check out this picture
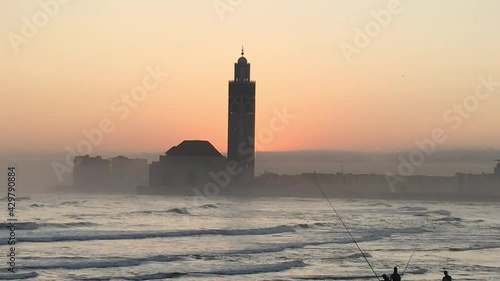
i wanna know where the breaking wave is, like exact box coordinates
[199,204,218,209]
[326,226,430,245]
[433,216,462,222]
[21,255,177,271]
[205,260,306,275]
[426,210,451,216]
[29,203,45,208]
[407,266,428,275]
[347,252,372,259]
[122,273,187,280]
[126,207,191,215]
[449,244,500,252]
[60,200,87,206]
[0,272,38,280]
[400,206,428,211]
[75,260,306,280]
[220,241,334,256]
[167,207,190,215]
[21,242,323,271]
[0,222,98,231]
[77,272,187,281]
[0,196,30,201]
[126,203,224,215]
[294,222,331,229]
[351,227,429,241]
[16,225,296,244]
[294,224,428,244]
[125,204,221,216]
[367,203,392,207]
[126,204,218,216]
[293,276,380,280]
[406,208,452,217]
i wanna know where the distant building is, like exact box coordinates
[72,155,148,192]
[110,156,148,190]
[146,140,227,194]
[73,155,110,189]
[456,161,500,194]
[227,48,256,180]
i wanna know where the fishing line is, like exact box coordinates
[313,175,381,281]
[402,249,416,277]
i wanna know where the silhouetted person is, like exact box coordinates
[442,271,452,281]
[382,274,390,281]
[390,267,401,281]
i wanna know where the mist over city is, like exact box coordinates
[2,149,500,193]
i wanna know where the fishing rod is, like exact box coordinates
[402,249,416,277]
[313,175,381,281]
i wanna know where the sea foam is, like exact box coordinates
[16,225,296,244]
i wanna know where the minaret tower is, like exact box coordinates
[227,47,256,179]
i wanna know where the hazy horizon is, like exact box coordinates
[2,148,499,192]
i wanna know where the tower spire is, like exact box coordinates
[228,48,255,181]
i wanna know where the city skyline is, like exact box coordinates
[2,0,500,155]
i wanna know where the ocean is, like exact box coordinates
[1,194,499,280]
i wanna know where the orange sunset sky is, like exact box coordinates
[1,0,500,155]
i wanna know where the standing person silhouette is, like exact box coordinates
[390,267,401,281]
[382,274,390,281]
[442,271,452,281]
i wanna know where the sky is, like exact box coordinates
[1,0,500,156]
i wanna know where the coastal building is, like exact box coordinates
[456,161,500,194]
[110,156,148,189]
[146,140,227,194]
[227,48,256,180]
[72,155,148,192]
[73,155,110,189]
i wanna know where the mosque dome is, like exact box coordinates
[237,46,248,64]
[238,56,247,64]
